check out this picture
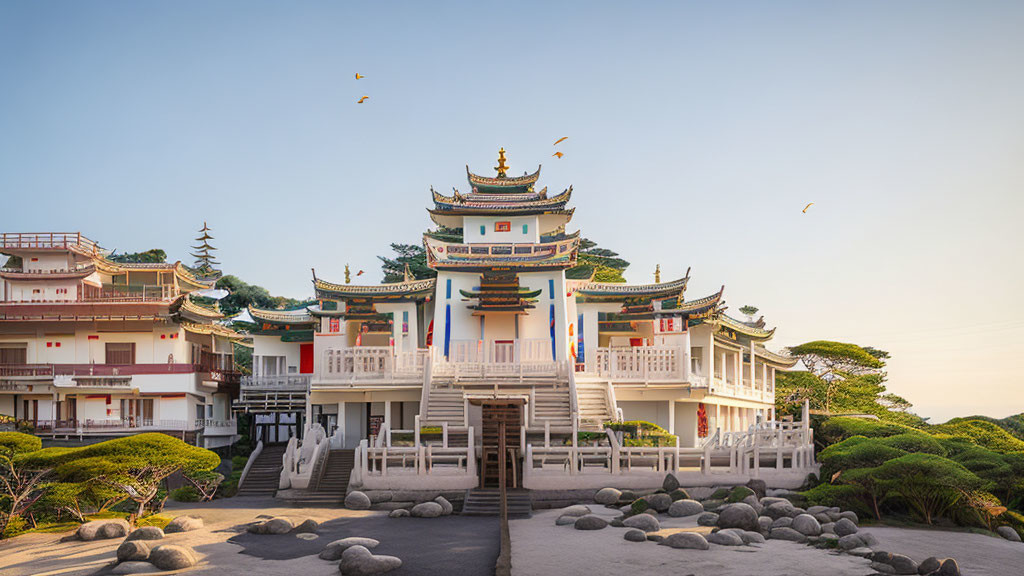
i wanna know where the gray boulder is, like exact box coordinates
[887,553,918,575]
[745,479,767,499]
[791,514,822,536]
[668,499,703,517]
[769,527,807,543]
[738,530,766,544]
[574,514,608,530]
[555,515,578,526]
[264,517,294,534]
[833,517,858,536]
[759,497,790,507]
[646,534,664,543]
[839,510,859,524]
[345,491,372,510]
[771,516,793,528]
[870,561,897,574]
[292,519,319,534]
[164,515,203,534]
[757,516,773,533]
[662,532,710,550]
[848,547,873,558]
[813,512,832,525]
[594,487,621,505]
[741,495,764,515]
[837,534,863,551]
[410,502,444,518]
[320,537,381,561]
[996,526,1022,542]
[697,512,719,526]
[149,545,197,571]
[820,521,836,534]
[764,501,797,520]
[77,519,130,541]
[716,503,759,531]
[859,531,879,547]
[111,562,161,575]
[707,530,744,546]
[388,509,409,518]
[700,499,725,512]
[624,529,647,542]
[125,526,164,541]
[433,496,453,515]
[116,540,151,563]
[936,558,961,576]
[623,514,660,533]
[662,473,681,492]
[918,557,941,574]
[645,493,672,513]
[339,545,402,575]
[806,505,829,515]
[560,505,592,517]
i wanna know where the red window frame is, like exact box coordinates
[495,221,511,232]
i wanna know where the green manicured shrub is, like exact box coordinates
[818,436,906,474]
[802,482,872,519]
[878,432,945,456]
[816,417,908,445]
[874,453,985,524]
[170,486,201,502]
[231,455,248,470]
[930,420,1024,454]
[0,431,41,455]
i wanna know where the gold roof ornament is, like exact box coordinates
[495,147,509,178]
[344,264,351,284]
[403,262,413,283]
[655,264,661,284]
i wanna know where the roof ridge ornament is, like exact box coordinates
[495,147,509,178]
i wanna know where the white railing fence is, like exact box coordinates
[320,347,428,383]
[592,347,687,381]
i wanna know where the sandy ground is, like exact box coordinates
[509,506,1024,576]
[0,497,498,576]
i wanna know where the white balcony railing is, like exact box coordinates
[590,346,687,381]
[241,374,312,391]
[318,347,427,385]
[432,340,564,381]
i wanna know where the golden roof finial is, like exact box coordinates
[655,264,661,284]
[495,147,509,178]
[344,264,351,284]
[403,262,413,283]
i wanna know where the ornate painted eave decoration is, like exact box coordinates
[659,286,725,319]
[175,294,224,322]
[180,321,243,340]
[755,345,800,368]
[576,270,691,303]
[0,265,96,281]
[430,186,572,212]
[91,259,215,291]
[423,232,580,271]
[715,313,776,341]
[466,164,542,190]
[312,275,436,301]
[247,304,317,326]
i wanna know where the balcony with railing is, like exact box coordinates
[431,339,564,381]
[317,347,428,386]
[0,232,101,255]
[581,346,689,383]
[33,418,207,434]
[241,373,312,391]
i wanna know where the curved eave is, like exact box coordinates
[432,186,571,210]
[93,258,178,274]
[180,321,243,340]
[0,266,96,281]
[177,296,224,321]
[577,272,690,301]
[174,264,216,290]
[423,233,580,271]
[466,165,541,189]
[659,286,725,317]
[755,346,800,368]
[312,277,437,300]
[718,314,776,340]
[247,304,316,326]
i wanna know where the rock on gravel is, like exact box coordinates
[707,530,744,546]
[624,529,647,542]
[560,505,592,517]
[936,558,961,575]
[721,529,765,544]
[833,517,858,537]
[319,537,380,561]
[886,553,918,575]
[292,519,319,534]
[837,534,864,551]
[434,496,453,515]
[662,473,681,492]
[772,516,793,528]
[573,515,608,530]
[77,519,130,541]
[622,514,660,533]
[125,526,164,541]
[757,516,773,533]
[410,502,444,518]
[263,517,295,534]
[791,513,822,536]
[339,545,402,575]
[716,503,759,531]
[764,501,797,520]
[116,540,152,563]
[918,557,941,574]
[345,491,372,510]
[645,493,672,512]
[149,544,197,571]
[594,487,621,505]
[164,515,204,534]
[769,527,807,543]
[839,510,858,524]
[661,532,710,550]
[388,509,409,518]
[668,499,703,517]
[555,515,578,526]
[996,526,1022,542]
[697,512,719,526]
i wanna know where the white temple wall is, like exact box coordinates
[675,401,699,447]
[377,302,419,356]
[252,334,302,374]
[0,323,186,365]
[463,215,540,244]
[619,400,672,431]
[6,278,81,301]
[20,252,72,273]
[576,302,619,371]
[0,396,13,416]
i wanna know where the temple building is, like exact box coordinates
[0,233,242,450]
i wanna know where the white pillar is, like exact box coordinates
[384,400,392,430]
[337,401,346,448]
[668,400,676,435]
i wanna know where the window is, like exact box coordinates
[0,346,27,365]
[522,224,528,234]
[479,225,486,236]
[105,342,135,365]
[329,317,340,333]
[495,221,511,232]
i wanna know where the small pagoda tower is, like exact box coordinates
[190,222,222,280]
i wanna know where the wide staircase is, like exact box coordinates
[462,488,532,517]
[576,381,613,430]
[237,445,286,497]
[532,386,573,427]
[423,387,466,426]
[285,449,355,506]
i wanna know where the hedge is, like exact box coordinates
[0,431,42,456]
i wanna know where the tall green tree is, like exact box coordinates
[214,275,303,316]
[108,249,167,264]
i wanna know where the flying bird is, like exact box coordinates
[553,152,564,159]
[553,137,568,146]
[357,96,369,104]
[356,270,365,276]
[355,73,364,79]
[802,202,814,213]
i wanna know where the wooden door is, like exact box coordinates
[480,401,523,488]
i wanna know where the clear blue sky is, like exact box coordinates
[2,1,1022,422]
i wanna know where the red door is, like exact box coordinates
[300,343,314,374]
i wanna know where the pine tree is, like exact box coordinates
[190,222,221,280]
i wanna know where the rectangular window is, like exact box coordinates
[495,221,511,232]
[0,346,27,365]
[548,279,555,299]
[479,225,486,236]
[329,317,340,333]
[105,342,136,365]
[522,224,528,234]
[446,278,452,299]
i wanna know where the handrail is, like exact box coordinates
[237,440,264,490]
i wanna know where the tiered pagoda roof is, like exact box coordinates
[715,314,776,340]
[312,276,436,302]
[576,272,690,303]
[248,304,316,328]
[754,344,801,368]
[424,233,579,271]
[174,294,224,322]
[460,271,542,315]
